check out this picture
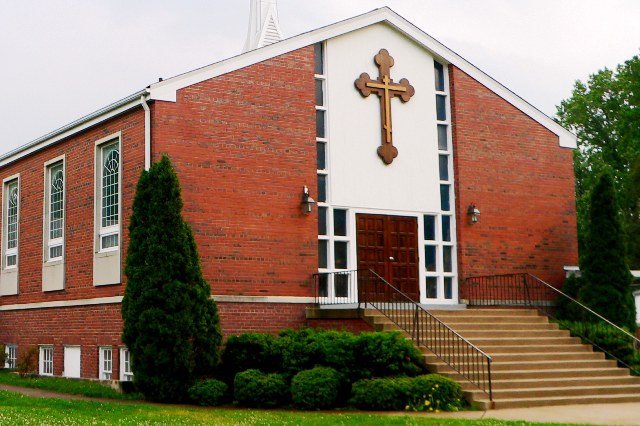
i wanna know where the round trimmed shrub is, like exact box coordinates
[221,333,281,383]
[234,369,289,408]
[188,379,228,406]
[349,375,464,411]
[291,366,343,410]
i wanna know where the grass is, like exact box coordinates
[0,390,570,426]
[0,369,141,400]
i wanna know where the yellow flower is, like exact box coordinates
[424,400,430,406]
[405,405,410,410]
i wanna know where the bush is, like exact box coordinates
[291,366,343,410]
[234,369,289,408]
[555,275,585,322]
[122,155,222,402]
[352,332,424,380]
[561,320,637,366]
[221,333,281,383]
[188,379,228,406]
[16,346,38,377]
[349,375,464,412]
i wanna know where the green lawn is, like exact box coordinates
[0,370,140,400]
[0,390,572,426]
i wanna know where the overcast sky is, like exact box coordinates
[1,0,639,156]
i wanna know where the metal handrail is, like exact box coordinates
[314,269,493,400]
[462,273,640,375]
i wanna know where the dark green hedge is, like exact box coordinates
[233,369,289,408]
[291,366,344,410]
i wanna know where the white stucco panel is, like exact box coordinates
[326,23,440,213]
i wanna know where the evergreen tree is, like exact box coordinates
[122,155,222,402]
[580,171,636,331]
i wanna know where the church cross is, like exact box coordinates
[355,49,415,165]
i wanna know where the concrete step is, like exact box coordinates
[423,351,604,364]
[474,393,640,410]
[483,384,640,400]
[455,329,570,338]
[469,336,582,346]
[471,375,640,391]
[444,322,559,331]
[429,308,541,317]
[431,359,618,373]
[477,344,592,354]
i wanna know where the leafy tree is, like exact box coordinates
[579,172,636,331]
[122,155,222,402]
[557,55,640,268]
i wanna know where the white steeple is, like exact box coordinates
[243,0,283,52]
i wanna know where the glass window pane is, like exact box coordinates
[316,142,326,170]
[442,215,451,242]
[316,110,325,138]
[443,246,453,272]
[425,245,437,272]
[333,209,347,236]
[440,184,450,211]
[315,79,324,106]
[444,277,453,299]
[423,215,436,241]
[439,155,449,181]
[434,61,445,91]
[334,241,348,269]
[436,95,446,121]
[317,174,327,203]
[426,277,437,299]
[335,274,349,297]
[314,43,324,75]
[317,274,328,297]
[318,207,327,236]
[437,124,448,151]
[318,240,328,268]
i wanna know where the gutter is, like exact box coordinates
[141,95,151,170]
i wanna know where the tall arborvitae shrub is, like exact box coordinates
[122,155,222,402]
[580,171,636,331]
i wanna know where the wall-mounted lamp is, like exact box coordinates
[301,185,316,214]
[467,203,480,224]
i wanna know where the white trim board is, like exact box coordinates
[0,295,315,311]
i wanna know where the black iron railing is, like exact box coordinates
[314,269,493,400]
[462,273,640,375]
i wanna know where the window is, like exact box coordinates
[99,347,112,380]
[39,346,53,376]
[5,345,16,369]
[46,162,64,261]
[99,141,120,251]
[120,348,133,381]
[4,179,19,268]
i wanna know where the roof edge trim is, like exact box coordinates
[1,90,147,167]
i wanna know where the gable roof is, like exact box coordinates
[148,7,577,149]
[1,7,576,166]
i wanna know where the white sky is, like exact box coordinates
[1,0,639,156]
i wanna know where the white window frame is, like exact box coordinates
[5,344,17,369]
[97,138,121,253]
[99,346,113,380]
[44,158,65,262]
[3,177,20,270]
[119,347,133,381]
[39,346,54,376]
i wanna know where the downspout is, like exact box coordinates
[141,95,151,170]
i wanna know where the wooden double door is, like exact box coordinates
[356,214,419,301]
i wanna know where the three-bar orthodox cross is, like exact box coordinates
[355,49,415,165]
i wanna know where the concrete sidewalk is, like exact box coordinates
[403,402,640,425]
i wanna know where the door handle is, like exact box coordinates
[389,256,395,261]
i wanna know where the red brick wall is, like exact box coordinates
[150,46,318,301]
[0,304,123,378]
[0,108,145,305]
[450,65,578,287]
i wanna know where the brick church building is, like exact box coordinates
[0,3,577,380]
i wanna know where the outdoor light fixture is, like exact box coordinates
[467,203,480,224]
[301,185,315,214]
